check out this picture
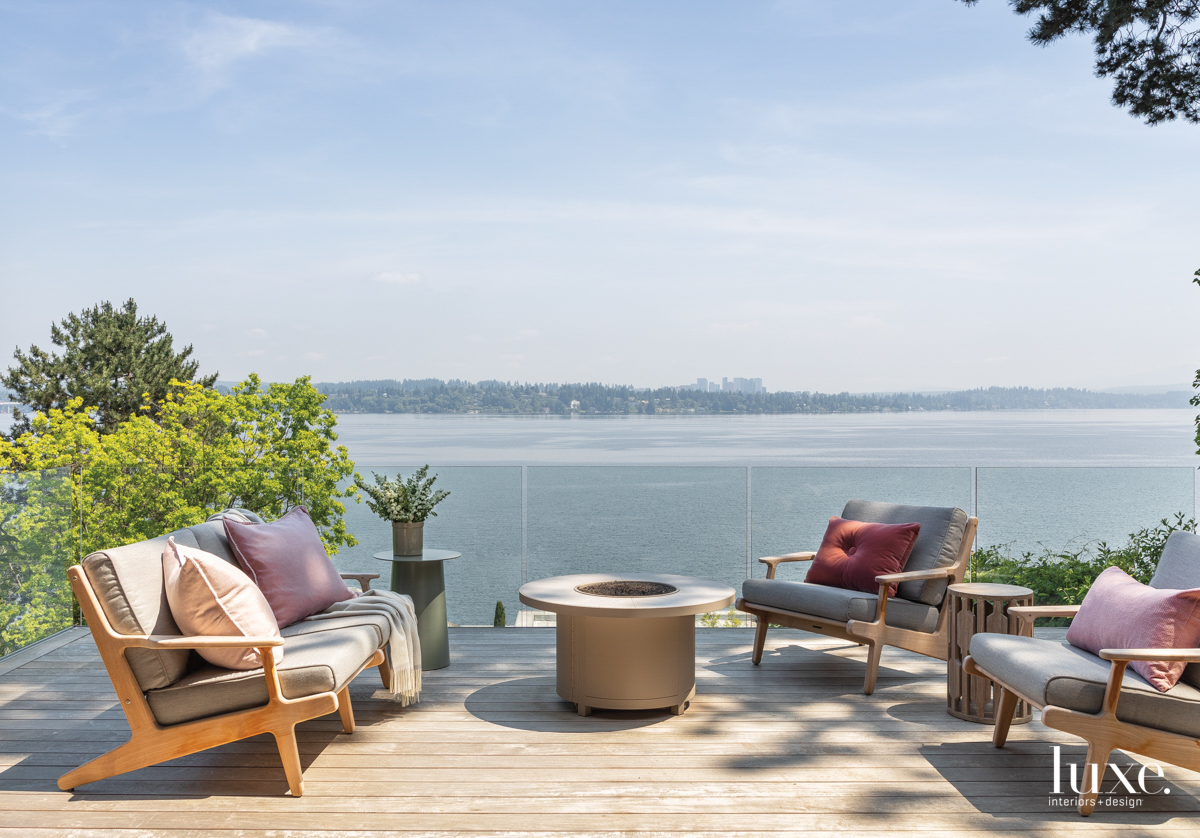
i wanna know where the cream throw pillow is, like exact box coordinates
[162,536,283,670]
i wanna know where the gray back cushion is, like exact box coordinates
[82,528,198,690]
[184,518,241,566]
[1149,531,1200,590]
[205,508,264,526]
[839,499,969,606]
[1148,530,1200,689]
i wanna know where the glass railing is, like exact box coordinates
[2,459,1190,649]
[0,468,77,656]
[335,465,1197,626]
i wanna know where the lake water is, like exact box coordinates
[328,411,1200,625]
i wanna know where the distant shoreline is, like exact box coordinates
[315,380,1195,416]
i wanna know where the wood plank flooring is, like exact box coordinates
[0,626,1198,836]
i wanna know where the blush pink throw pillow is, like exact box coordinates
[805,517,921,595]
[1066,566,1200,692]
[161,537,282,670]
[223,506,353,629]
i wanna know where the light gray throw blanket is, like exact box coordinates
[299,589,421,705]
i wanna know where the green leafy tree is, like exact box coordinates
[958,1,1200,124]
[0,376,356,558]
[2,299,216,438]
[0,469,75,655]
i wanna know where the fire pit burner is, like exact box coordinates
[575,581,678,597]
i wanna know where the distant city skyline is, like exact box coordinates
[1,1,1197,392]
[681,377,766,395]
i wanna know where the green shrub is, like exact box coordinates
[970,514,1197,624]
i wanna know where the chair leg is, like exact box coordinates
[992,687,1019,748]
[273,728,305,797]
[751,616,769,665]
[1078,740,1113,817]
[862,642,882,695]
[58,736,153,791]
[377,657,392,690]
[337,686,355,734]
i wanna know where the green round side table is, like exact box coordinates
[373,549,461,671]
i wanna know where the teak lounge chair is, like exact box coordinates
[964,529,1200,816]
[60,511,391,796]
[737,500,977,694]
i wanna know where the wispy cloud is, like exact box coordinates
[374,271,421,285]
[9,94,94,140]
[182,13,321,87]
[183,14,316,68]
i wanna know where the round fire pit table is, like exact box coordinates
[518,572,735,716]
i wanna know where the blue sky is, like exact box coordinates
[1,1,1197,392]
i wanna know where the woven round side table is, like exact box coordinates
[946,582,1035,724]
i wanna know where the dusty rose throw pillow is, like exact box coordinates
[161,537,282,670]
[223,506,353,628]
[1066,566,1200,692]
[805,516,921,595]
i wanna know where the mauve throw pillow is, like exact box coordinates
[1066,566,1200,692]
[805,516,921,595]
[161,536,283,670]
[223,506,353,628]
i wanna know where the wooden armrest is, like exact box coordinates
[340,572,380,592]
[125,635,285,649]
[758,552,816,565]
[874,567,954,584]
[1100,648,1200,663]
[758,552,816,580]
[1008,605,1080,622]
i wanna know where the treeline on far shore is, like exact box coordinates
[313,380,1195,415]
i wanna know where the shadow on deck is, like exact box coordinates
[0,627,1197,836]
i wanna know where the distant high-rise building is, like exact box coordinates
[677,377,764,395]
[719,377,766,395]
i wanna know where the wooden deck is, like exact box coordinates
[1,626,1199,836]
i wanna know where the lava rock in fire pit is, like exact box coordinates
[575,580,678,597]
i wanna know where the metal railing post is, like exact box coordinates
[746,466,753,579]
[521,465,528,587]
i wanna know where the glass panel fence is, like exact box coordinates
[975,467,1196,554]
[0,468,75,655]
[527,466,747,597]
[335,465,1197,625]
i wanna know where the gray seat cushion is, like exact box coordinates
[741,578,939,633]
[147,622,385,726]
[840,500,969,606]
[969,633,1200,740]
[280,612,392,647]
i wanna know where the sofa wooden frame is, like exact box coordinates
[736,517,977,695]
[965,604,1200,817]
[59,566,388,797]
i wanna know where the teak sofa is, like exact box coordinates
[965,529,1200,816]
[738,500,977,694]
[59,509,389,797]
